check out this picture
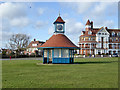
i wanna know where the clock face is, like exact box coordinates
[57,25,63,30]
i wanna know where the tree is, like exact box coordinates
[6,34,30,54]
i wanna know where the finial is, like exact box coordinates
[59,11,60,17]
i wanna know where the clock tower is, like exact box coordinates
[53,15,65,34]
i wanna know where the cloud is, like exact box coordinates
[10,17,30,28]
[37,8,45,15]
[34,21,48,29]
[48,25,54,35]
[65,19,84,35]
[0,2,27,19]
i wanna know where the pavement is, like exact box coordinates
[0,57,42,60]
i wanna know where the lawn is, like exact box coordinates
[2,57,118,88]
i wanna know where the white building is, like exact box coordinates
[79,20,120,55]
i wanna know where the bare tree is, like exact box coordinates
[6,34,30,52]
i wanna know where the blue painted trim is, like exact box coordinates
[54,22,65,24]
[52,49,54,64]
[53,58,70,63]
[47,50,49,63]
[69,49,70,63]
[63,24,65,33]
[55,24,56,32]
[73,50,74,62]
[38,47,80,49]
[43,49,44,63]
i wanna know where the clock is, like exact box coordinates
[57,25,63,30]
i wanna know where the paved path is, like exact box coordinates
[0,57,42,60]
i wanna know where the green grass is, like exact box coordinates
[2,57,118,88]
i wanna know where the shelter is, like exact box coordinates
[38,15,79,64]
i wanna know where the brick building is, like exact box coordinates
[25,39,45,55]
[79,20,120,55]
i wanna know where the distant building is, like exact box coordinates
[1,48,12,55]
[25,39,45,55]
[79,20,120,55]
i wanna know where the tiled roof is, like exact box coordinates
[27,41,45,48]
[85,19,91,25]
[38,34,78,48]
[80,27,120,37]
[53,16,65,24]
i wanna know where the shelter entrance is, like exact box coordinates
[49,49,52,63]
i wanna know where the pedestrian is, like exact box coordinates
[10,56,11,60]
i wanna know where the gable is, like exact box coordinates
[97,27,110,35]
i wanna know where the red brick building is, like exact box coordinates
[24,39,45,55]
[79,20,120,55]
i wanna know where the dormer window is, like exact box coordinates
[32,44,37,46]
[88,31,92,35]
[98,33,101,35]
[105,33,107,35]
[112,32,115,37]
[117,32,120,37]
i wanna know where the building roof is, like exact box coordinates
[85,19,91,25]
[53,16,65,24]
[80,27,120,37]
[27,40,45,48]
[38,34,78,48]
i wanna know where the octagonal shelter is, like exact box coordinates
[38,15,79,64]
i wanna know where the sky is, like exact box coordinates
[0,1,119,48]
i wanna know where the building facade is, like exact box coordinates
[79,20,120,55]
[25,39,45,55]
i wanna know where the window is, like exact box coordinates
[62,49,69,58]
[105,33,107,35]
[119,44,120,49]
[88,31,92,35]
[32,44,37,46]
[83,50,85,54]
[44,50,47,57]
[112,44,116,49]
[98,38,100,41]
[102,33,104,35]
[112,32,115,37]
[118,32,120,37]
[98,33,101,35]
[84,38,85,41]
[89,37,91,41]
[54,49,59,58]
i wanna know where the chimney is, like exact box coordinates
[34,39,36,41]
[105,27,108,30]
[91,21,93,29]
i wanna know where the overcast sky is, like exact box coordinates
[0,1,119,48]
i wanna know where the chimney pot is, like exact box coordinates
[105,27,108,29]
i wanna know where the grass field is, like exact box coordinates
[2,57,118,88]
